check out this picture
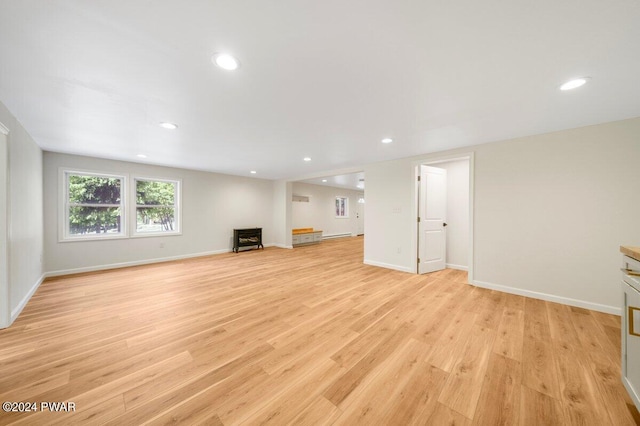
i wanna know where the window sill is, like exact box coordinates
[131,231,182,239]
[59,234,129,243]
[59,232,182,242]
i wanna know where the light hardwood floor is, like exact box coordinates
[0,236,638,425]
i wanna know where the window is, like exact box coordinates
[63,171,126,240]
[134,178,180,235]
[335,196,349,218]
[61,170,181,241]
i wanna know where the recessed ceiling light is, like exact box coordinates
[322,179,327,182]
[212,53,240,71]
[250,170,257,174]
[381,138,393,144]
[136,154,147,158]
[159,122,178,130]
[560,77,590,91]
[303,157,311,162]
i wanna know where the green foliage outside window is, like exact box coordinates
[136,180,176,232]
[65,172,179,238]
[68,175,122,235]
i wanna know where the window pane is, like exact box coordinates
[137,207,176,233]
[68,175,121,204]
[136,180,175,206]
[68,206,122,235]
[335,197,348,217]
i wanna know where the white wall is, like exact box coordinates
[437,160,469,270]
[0,101,44,327]
[365,117,640,313]
[44,152,275,275]
[364,160,415,272]
[291,182,364,238]
[272,180,292,248]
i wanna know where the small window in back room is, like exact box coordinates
[335,196,349,218]
[134,178,181,236]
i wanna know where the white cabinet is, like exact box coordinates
[292,230,322,247]
[622,254,640,412]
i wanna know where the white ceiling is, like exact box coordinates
[299,172,365,192]
[1,1,639,182]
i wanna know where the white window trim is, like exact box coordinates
[59,168,128,242]
[131,176,182,238]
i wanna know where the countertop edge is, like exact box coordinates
[621,246,640,262]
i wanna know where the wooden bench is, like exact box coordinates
[292,228,323,246]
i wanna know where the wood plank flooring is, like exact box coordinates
[0,236,638,425]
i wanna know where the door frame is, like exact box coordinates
[0,122,9,328]
[411,152,474,282]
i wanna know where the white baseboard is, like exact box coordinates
[11,273,46,323]
[363,259,413,273]
[46,243,283,277]
[446,263,468,271]
[472,279,620,316]
[273,244,293,249]
[322,233,352,240]
[47,249,222,277]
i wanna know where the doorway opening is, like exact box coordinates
[292,171,365,241]
[415,154,473,281]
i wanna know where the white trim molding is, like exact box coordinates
[46,249,234,277]
[46,243,279,277]
[11,274,46,324]
[364,259,413,274]
[322,232,352,240]
[472,279,620,316]
[273,244,293,249]
[446,263,468,272]
[0,129,8,328]
[411,152,475,281]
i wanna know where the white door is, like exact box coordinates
[418,165,447,274]
[356,200,364,235]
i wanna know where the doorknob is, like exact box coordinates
[443,223,448,227]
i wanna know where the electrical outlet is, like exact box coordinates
[396,247,401,254]
[159,242,165,249]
